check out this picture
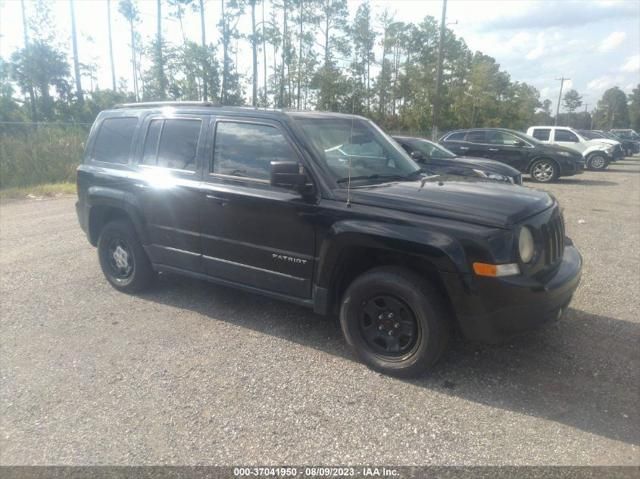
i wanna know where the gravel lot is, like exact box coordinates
[1,160,639,466]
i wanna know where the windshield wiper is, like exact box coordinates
[336,172,420,184]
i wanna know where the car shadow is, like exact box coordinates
[604,168,640,174]
[139,273,640,447]
[524,178,618,186]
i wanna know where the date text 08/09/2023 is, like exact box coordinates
[233,467,400,477]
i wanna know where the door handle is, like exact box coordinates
[459,146,469,150]
[206,194,228,206]
[488,148,499,151]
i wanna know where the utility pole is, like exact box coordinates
[554,77,569,126]
[431,0,447,140]
[199,0,207,101]
[584,103,589,130]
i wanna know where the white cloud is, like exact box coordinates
[621,54,640,72]
[598,31,627,52]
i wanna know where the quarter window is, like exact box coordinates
[531,129,551,141]
[554,129,579,142]
[212,121,298,180]
[142,118,202,171]
[445,131,466,141]
[92,117,138,164]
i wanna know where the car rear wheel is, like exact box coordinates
[97,219,155,293]
[339,266,450,377]
[530,159,558,183]
[587,154,608,170]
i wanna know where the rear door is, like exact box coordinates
[530,128,552,144]
[462,130,490,158]
[199,116,317,298]
[132,114,206,272]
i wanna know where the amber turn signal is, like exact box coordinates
[473,262,520,277]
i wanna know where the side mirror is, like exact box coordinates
[514,140,526,147]
[270,161,308,189]
[410,151,428,162]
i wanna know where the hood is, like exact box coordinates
[454,156,521,176]
[347,176,554,228]
[593,138,621,147]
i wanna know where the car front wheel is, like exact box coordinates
[587,154,608,170]
[339,267,450,377]
[97,219,155,293]
[530,159,559,183]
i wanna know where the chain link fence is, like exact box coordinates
[0,121,91,189]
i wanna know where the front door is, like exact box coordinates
[485,130,529,171]
[552,128,585,153]
[200,117,316,298]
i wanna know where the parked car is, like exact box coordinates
[76,102,582,377]
[576,130,624,162]
[609,129,640,156]
[439,128,584,183]
[393,135,523,185]
[526,126,617,170]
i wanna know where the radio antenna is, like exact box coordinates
[346,61,357,208]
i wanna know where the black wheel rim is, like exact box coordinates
[359,294,420,358]
[106,237,134,280]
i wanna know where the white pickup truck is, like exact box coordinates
[526,126,619,170]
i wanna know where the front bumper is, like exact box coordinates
[560,159,584,176]
[442,243,582,343]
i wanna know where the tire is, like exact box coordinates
[97,219,155,293]
[587,153,608,171]
[530,158,559,183]
[339,266,451,377]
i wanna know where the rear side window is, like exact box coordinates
[92,117,138,164]
[555,129,579,142]
[212,121,298,180]
[487,131,521,145]
[444,131,466,141]
[465,131,487,143]
[142,118,202,171]
[531,128,551,141]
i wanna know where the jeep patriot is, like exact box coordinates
[76,102,582,376]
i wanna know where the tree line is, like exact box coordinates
[1,0,639,135]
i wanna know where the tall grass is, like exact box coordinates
[0,124,89,189]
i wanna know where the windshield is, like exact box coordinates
[407,139,457,159]
[578,130,604,140]
[297,117,422,184]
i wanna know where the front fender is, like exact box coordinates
[314,219,469,289]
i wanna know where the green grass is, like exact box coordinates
[0,182,76,200]
[0,125,87,189]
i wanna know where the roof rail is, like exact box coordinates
[113,101,219,109]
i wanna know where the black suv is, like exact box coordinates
[439,128,584,183]
[77,103,582,377]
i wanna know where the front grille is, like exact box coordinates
[541,212,565,266]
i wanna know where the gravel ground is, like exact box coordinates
[1,159,639,466]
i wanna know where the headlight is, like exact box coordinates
[518,226,535,263]
[472,169,510,182]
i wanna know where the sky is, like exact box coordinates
[1,0,639,113]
